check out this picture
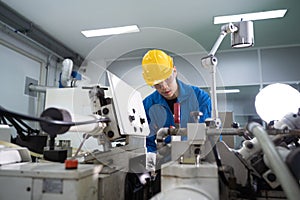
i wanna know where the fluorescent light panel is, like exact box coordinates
[81,25,140,38]
[216,89,240,94]
[214,9,287,24]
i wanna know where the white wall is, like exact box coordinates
[0,30,61,130]
[0,44,41,114]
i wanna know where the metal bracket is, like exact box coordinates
[24,76,38,97]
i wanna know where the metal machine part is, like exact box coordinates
[106,71,149,137]
[221,122,300,199]
[152,110,300,200]
[247,122,300,200]
[44,71,149,145]
[274,108,300,130]
[0,70,150,200]
[42,71,150,200]
[0,146,31,165]
[0,146,102,199]
[153,162,219,200]
[152,122,220,200]
[0,162,102,200]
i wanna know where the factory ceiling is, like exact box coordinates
[0,0,299,65]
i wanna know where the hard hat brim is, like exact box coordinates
[142,64,173,86]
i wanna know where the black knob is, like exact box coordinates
[129,115,135,122]
[107,131,114,138]
[194,148,201,155]
[102,108,109,115]
[267,173,276,182]
[140,118,146,124]
[231,122,240,128]
[246,142,254,149]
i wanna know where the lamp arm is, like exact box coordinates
[208,23,238,56]
[208,31,227,56]
[201,23,237,122]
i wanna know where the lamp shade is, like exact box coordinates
[255,83,300,123]
[231,21,254,48]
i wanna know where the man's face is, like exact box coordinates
[153,68,178,100]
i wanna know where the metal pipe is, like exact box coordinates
[210,64,218,119]
[247,122,300,200]
[0,21,64,61]
[28,84,54,93]
[60,58,73,87]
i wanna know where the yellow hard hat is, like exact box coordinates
[142,49,174,86]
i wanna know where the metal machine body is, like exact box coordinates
[153,121,220,200]
[41,71,150,200]
[151,114,300,200]
[0,163,101,200]
[0,70,150,200]
[0,147,102,200]
[155,162,219,200]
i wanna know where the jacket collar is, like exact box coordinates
[177,79,193,102]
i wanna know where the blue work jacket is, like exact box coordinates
[143,79,212,152]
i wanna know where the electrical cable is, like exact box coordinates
[0,115,8,124]
[14,116,39,134]
[0,105,110,127]
[2,114,27,138]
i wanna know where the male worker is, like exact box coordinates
[142,49,212,153]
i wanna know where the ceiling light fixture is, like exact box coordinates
[231,21,254,48]
[81,25,140,38]
[214,9,287,24]
[216,89,240,94]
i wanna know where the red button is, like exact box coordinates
[65,159,78,169]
